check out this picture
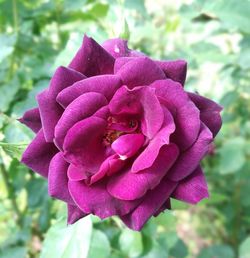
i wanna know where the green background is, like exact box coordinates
[0,0,250,257]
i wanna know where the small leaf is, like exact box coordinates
[239,237,250,258]
[0,142,28,160]
[198,244,234,258]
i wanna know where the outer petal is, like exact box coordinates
[151,79,200,150]
[56,75,122,108]
[69,35,115,76]
[172,166,209,204]
[153,199,171,217]
[67,204,87,224]
[121,179,177,231]
[115,57,166,88]
[54,92,107,149]
[188,92,222,137]
[167,124,213,181]
[68,180,140,219]
[48,152,73,204]
[109,86,164,139]
[102,38,145,58]
[21,130,58,177]
[63,117,107,173]
[18,108,41,133]
[132,107,175,172]
[155,60,187,85]
[37,66,85,142]
[107,144,179,200]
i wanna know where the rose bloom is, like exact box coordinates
[20,35,222,231]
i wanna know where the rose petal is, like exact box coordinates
[151,79,200,150]
[67,204,87,224]
[69,35,114,76]
[54,92,107,149]
[107,144,179,200]
[18,108,41,133]
[111,134,145,159]
[132,106,175,172]
[56,75,122,108]
[37,66,85,141]
[121,179,177,231]
[172,166,209,204]
[63,117,107,173]
[109,86,164,139]
[153,199,171,217]
[115,57,166,88]
[21,130,58,177]
[188,92,223,137]
[167,124,213,181]
[155,60,187,85]
[68,180,140,219]
[48,152,73,204]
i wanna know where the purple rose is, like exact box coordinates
[20,35,222,231]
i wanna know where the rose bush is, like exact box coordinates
[20,35,222,231]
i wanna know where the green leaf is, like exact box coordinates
[198,244,235,258]
[169,239,188,258]
[0,246,27,258]
[88,230,111,258]
[119,19,130,40]
[0,34,16,62]
[0,142,27,160]
[119,228,143,257]
[219,137,246,174]
[41,217,93,258]
[239,237,250,258]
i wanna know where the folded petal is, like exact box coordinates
[109,86,164,139]
[21,130,58,177]
[48,152,74,204]
[67,164,88,181]
[18,108,41,133]
[121,179,177,231]
[172,166,209,204]
[56,75,122,108]
[167,124,213,181]
[188,92,222,137]
[111,134,145,159]
[69,35,115,76]
[63,117,107,173]
[54,92,107,149]
[107,144,179,200]
[37,66,85,141]
[67,204,87,224]
[68,180,140,219]
[155,60,187,85]
[115,57,166,88]
[132,107,175,172]
[151,79,200,150]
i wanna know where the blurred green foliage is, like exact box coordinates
[0,0,250,257]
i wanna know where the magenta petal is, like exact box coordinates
[69,35,115,76]
[67,164,88,181]
[167,124,213,181]
[37,66,85,142]
[68,180,140,219]
[48,152,73,204]
[155,60,187,85]
[121,179,177,231]
[54,92,107,149]
[107,144,179,200]
[151,79,200,150]
[63,117,107,172]
[188,92,223,137]
[172,166,209,204]
[56,75,122,108]
[18,108,41,133]
[114,57,136,74]
[153,199,171,217]
[132,107,175,172]
[90,154,125,184]
[67,204,87,224]
[115,57,166,88]
[109,86,164,139]
[21,130,58,177]
[111,134,145,159]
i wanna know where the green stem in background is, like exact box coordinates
[12,0,18,33]
[0,164,22,227]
